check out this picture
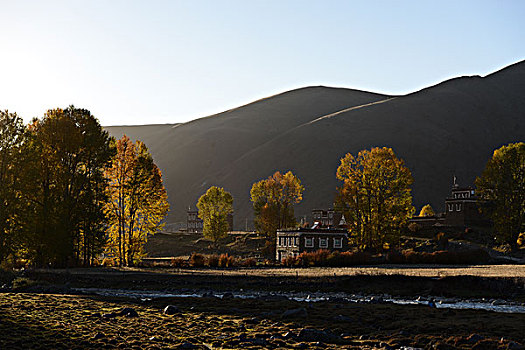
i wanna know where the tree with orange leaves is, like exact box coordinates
[250,171,304,237]
[105,135,169,266]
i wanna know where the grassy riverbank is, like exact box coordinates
[19,266,525,302]
[1,292,525,349]
[2,266,524,349]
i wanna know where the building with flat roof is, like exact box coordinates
[275,228,348,262]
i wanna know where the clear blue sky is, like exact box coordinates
[1,0,523,126]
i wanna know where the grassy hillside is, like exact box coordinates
[105,61,525,229]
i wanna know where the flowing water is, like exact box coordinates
[73,287,525,314]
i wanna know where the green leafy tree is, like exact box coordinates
[250,171,304,237]
[20,107,114,266]
[336,147,414,251]
[0,110,26,264]
[105,135,169,266]
[475,142,525,249]
[419,204,435,217]
[197,186,233,245]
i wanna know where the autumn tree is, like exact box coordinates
[250,171,304,237]
[419,204,435,217]
[19,107,114,266]
[105,135,169,266]
[336,147,414,251]
[475,142,524,249]
[197,186,233,245]
[0,111,26,264]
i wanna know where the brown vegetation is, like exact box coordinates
[281,249,490,267]
[1,292,524,349]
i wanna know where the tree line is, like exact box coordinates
[0,108,168,267]
[199,143,524,252]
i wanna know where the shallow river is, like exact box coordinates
[73,287,525,314]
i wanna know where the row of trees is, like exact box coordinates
[0,108,168,267]
[192,147,412,252]
[241,147,413,252]
[227,143,522,252]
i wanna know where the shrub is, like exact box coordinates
[400,248,490,264]
[241,258,257,267]
[436,232,449,250]
[206,254,219,267]
[291,250,373,267]
[386,250,405,264]
[189,253,206,267]
[218,254,236,267]
[282,255,298,267]
[170,257,186,268]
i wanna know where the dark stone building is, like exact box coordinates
[311,208,346,229]
[443,183,488,227]
[275,228,348,262]
[409,178,489,228]
[186,209,203,233]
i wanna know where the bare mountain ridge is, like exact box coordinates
[105,60,525,229]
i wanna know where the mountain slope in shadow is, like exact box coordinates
[106,60,525,228]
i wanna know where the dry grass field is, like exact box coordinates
[126,264,525,278]
[2,292,524,349]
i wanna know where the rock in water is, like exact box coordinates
[163,305,180,315]
[222,292,234,299]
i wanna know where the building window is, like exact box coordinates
[448,204,453,212]
[319,237,328,249]
[288,237,293,247]
[333,238,342,248]
[305,237,314,248]
[456,203,461,211]
[294,237,299,246]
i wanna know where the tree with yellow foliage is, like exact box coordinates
[476,142,524,249]
[419,204,435,217]
[197,186,233,246]
[105,135,169,266]
[250,171,304,237]
[336,147,414,251]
